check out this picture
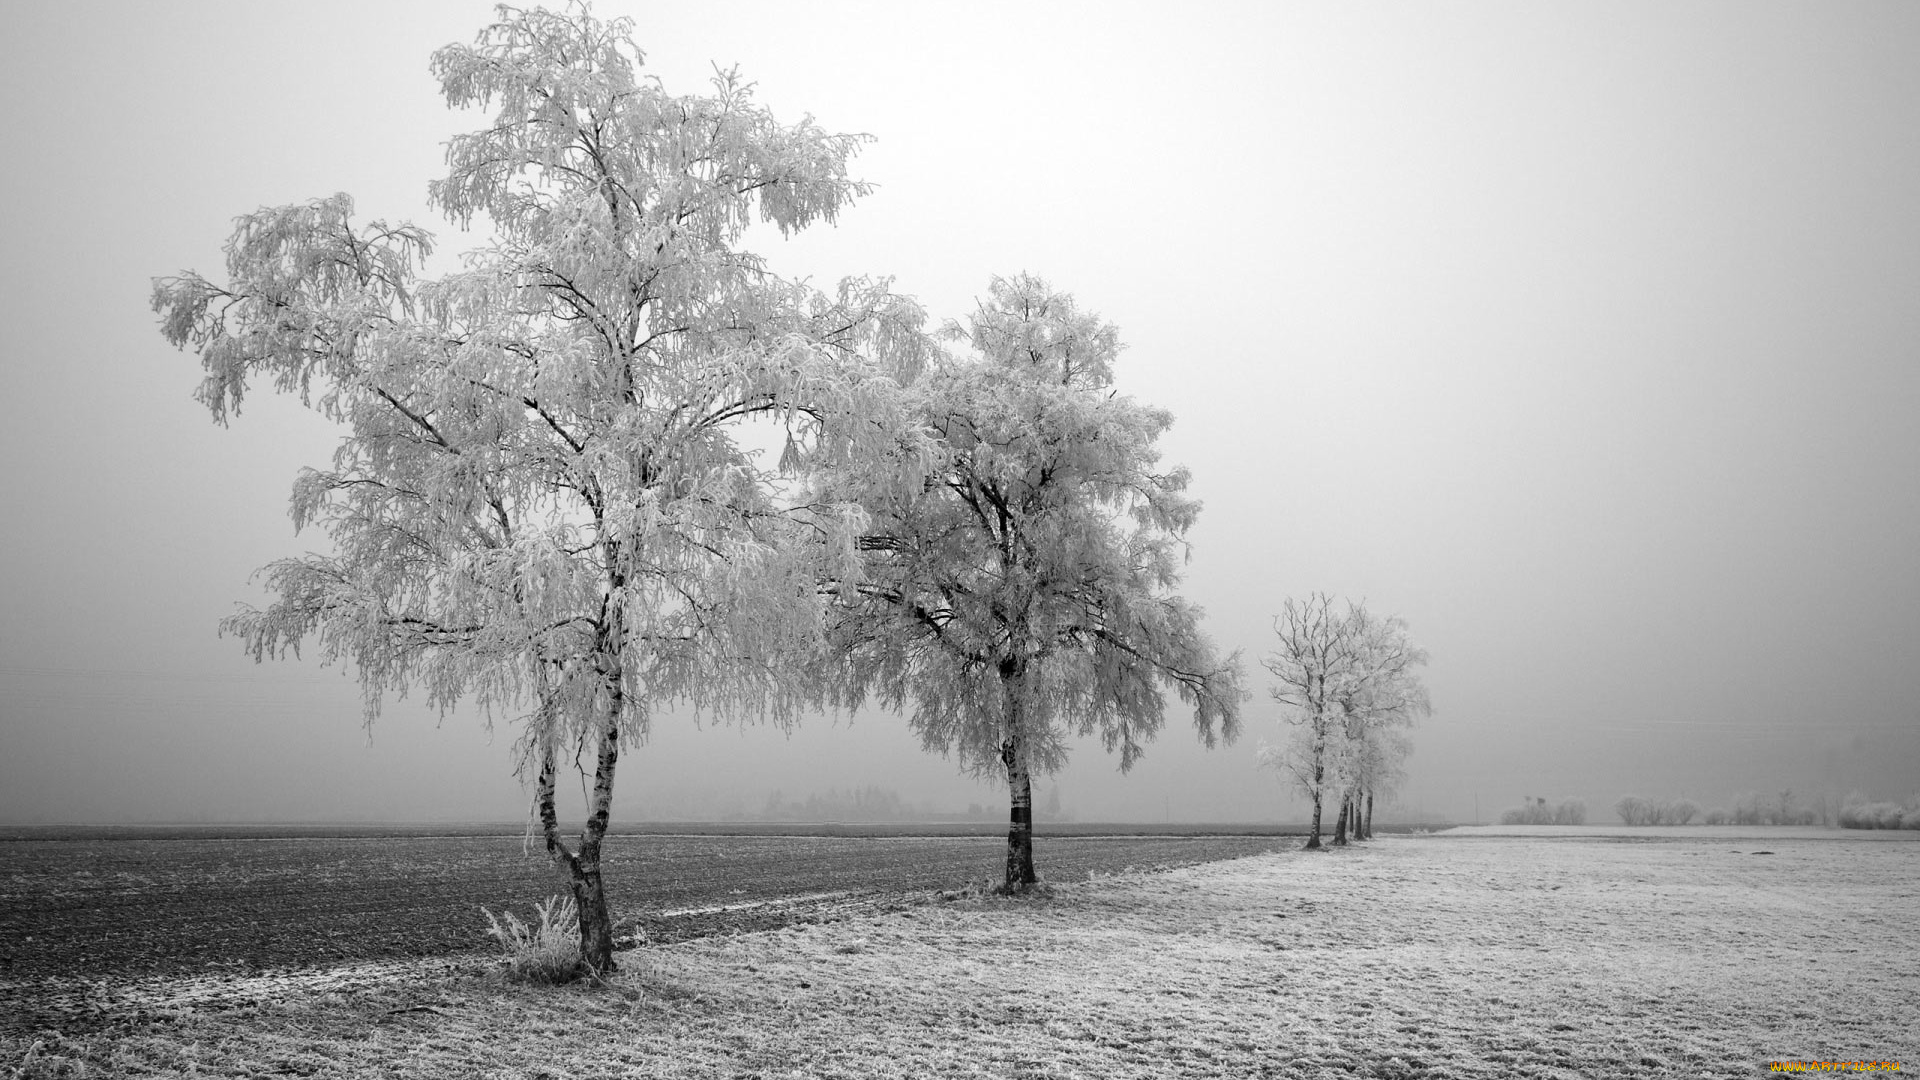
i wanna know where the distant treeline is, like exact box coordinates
[1622,790,1919,828]
[1498,790,1920,829]
[1702,790,1900,828]
[755,785,1074,824]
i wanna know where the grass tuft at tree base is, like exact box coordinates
[481,895,582,984]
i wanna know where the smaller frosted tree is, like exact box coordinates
[830,275,1243,892]
[1260,594,1358,849]
[1260,595,1427,848]
[1328,609,1428,843]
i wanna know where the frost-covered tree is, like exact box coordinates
[1259,595,1428,849]
[1330,610,1428,843]
[828,275,1243,892]
[152,5,923,974]
[1259,595,1357,849]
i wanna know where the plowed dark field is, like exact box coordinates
[1,825,1294,1028]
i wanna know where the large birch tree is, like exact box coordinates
[828,275,1243,893]
[152,5,923,975]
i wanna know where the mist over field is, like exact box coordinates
[3,1,1918,828]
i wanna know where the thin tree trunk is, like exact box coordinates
[534,737,585,979]
[1364,790,1374,839]
[1333,790,1350,846]
[573,711,620,974]
[1305,753,1320,845]
[1304,713,1325,850]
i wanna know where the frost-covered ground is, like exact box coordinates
[10,833,1914,1078]
[1439,823,1920,842]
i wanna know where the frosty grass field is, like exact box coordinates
[7,828,1915,1078]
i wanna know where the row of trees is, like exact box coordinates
[154,6,1242,975]
[1256,595,1430,848]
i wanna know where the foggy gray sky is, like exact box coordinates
[2,1,1916,826]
